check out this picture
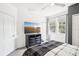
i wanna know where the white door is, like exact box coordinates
[0,13,5,55]
[72,14,79,47]
[4,14,16,55]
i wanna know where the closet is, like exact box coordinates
[0,4,17,55]
[4,14,16,55]
[0,12,16,55]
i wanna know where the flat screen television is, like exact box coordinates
[24,22,40,33]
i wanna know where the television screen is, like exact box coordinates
[24,22,40,33]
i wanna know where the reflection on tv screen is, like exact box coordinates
[24,27,40,33]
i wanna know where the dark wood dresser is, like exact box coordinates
[25,33,41,48]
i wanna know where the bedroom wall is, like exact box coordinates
[68,3,79,44]
[15,9,25,48]
[0,3,17,56]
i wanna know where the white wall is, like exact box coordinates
[0,3,17,56]
[15,9,25,48]
[40,22,47,42]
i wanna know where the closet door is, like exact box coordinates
[72,14,79,47]
[0,13,4,55]
[4,14,16,55]
[9,15,16,51]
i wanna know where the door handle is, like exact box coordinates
[12,34,15,37]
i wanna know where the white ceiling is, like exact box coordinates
[11,3,74,16]
[12,3,50,11]
[12,3,73,10]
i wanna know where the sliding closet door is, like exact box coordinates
[72,14,79,47]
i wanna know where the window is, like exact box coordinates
[49,21,56,32]
[59,21,65,33]
[58,15,66,33]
